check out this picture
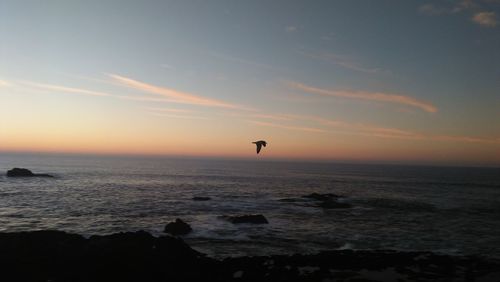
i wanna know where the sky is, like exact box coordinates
[0,0,499,166]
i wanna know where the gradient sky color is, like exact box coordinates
[1,0,499,165]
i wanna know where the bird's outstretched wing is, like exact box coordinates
[256,143,262,154]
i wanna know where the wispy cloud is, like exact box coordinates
[246,113,424,138]
[348,127,499,144]
[21,82,116,97]
[472,11,497,27]
[433,135,500,144]
[250,113,499,144]
[248,120,328,133]
[149,112,209,120]
[418,1,476,15]
[419,1,497,28]
[299,50,386,74]
[146,107,209,120]
[288,82,438,113]
[220,112,294,121]
[419,3,448,15]
[348,124,424,140]
[19,78,256,113]
[306,114,499,143]
[146,107,194,114]
[119,96,179,103]
[292,115,425,140]
[451,0,476,13]
[10,77,497,146]
[250,114,294,121]
[109,74,249,110]
[285,26,297,33]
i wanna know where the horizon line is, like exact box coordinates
[1,150,498,169]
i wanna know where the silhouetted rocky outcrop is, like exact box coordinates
[164,218,193,236]
[0,230,498,281]
[0,230,213,282]
[6,168,53,177]
[220,214,269,224]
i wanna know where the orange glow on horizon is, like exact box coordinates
[2,132,499,166]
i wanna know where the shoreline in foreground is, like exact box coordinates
[1,230,499,282]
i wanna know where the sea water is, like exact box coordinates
[1,153,499,258]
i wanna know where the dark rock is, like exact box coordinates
[163,218,193,235]
[6,168,34,177]
[219,250,500,282]
[6,168,53,177]
[0,230,213,282]
[192,196,211,201]
[221,214,269,224]
[0,230,499,281]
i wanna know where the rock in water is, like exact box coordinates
[164,218,192,235]
[221,214,269,224]
[6,168,53,177]
[7,168,35,177]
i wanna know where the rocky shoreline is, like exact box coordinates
[1,230,499,282]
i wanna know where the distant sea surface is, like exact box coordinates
[1,153,499,258]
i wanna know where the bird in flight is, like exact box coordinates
[252,140,267,154]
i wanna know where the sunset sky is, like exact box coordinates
[1,0,499,165]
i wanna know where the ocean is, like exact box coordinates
[1,153,499,258]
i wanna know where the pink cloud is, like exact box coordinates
[146,107,194,114]
[109,74,249,110]
[22,82,115,97]
[288,82,438,113]
[149,112,209,120]
[472,12,497,27]
[433,135,500,144]
[218,112,297,121]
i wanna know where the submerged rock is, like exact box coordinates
[164,218,192,235]
[192,196,211,201]
[300,192,352,209]
[221,214,269,224]
[302,193,340,201]
[6,168,53,178]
